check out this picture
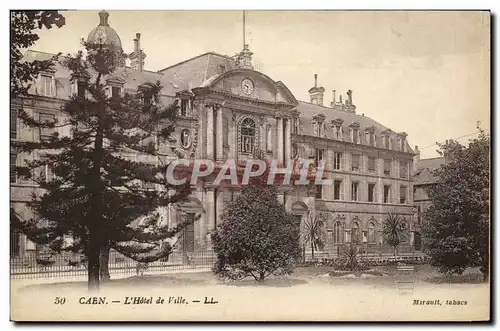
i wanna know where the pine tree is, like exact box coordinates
[422,128,490,281]
[12,41,194,290]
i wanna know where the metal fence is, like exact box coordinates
[10,249,216,280]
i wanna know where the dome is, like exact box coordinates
[87,11,122,50]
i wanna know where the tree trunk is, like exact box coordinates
[311,240,314,261]
[88,238,100,291]
[258,271,265,283]
[393,246,397,257]
[99,243,110,281]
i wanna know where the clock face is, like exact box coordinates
[241,78,254,95]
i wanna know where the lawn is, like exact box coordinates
[11,264,490,322]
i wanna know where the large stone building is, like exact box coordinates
[11,11,419,259]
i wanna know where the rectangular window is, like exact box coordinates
[352,128,359,144]
[39,113,55,141]
[315,149,324,167]
[399,161,408,179]
[315,185,322,199]
[384,159,391,176]
[39,165,54,183]
[368,156,376,173]
[334,180,342,200]
[351,182,359,201]
[351,154,360,172]
[10,108,17,139]
[41,75,52,96]
[77,81,87,99]
[111,86,121,98]
[383,185,391,203]
[400,185,407,204]
[334,152,342,170]
[368,183,375,202]
[383,135,390,149]
[399,138,406,151]
[368,133,375,146]
[180,99,189,116]
[10,154,17,183]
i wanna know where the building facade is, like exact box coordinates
[11,11,419,259]
[412,152,445,252]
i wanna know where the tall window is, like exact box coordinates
[10,108,17,139]
[399,137,406,151]
[400,185,407,204]
[266,124,272,151]
[368,156,376,173]
[10,154,17,183]
[111,86,121,98]
[180,99,189,116]
[333,222,344,244]
[239,117,256,154]
[39,113,55,141]
[333,125,343,140]
[316,121,324,137]
[77,81,87,99]
[351,128,359,144]
[368,183,376,202]
[383,185,391,203]
[383,159,391,176]
[334,180,342,200]
[399,161,408,179]
[41,74,52,96]
[351,154,360,172]
[383,135,391,149]
[315,185,322,199]
[334,152,342,170]
[368,222,376,243]
[351,222,361,244]
[366,132,375,146]
[351,182,359,201]
[315,149,324,167]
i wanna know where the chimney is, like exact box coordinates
[347,90,353,106]
[330,90,337,107]
[339,95,343,104]
[129,32,146,72]
[308,74,325,106]
[413,145,420,169]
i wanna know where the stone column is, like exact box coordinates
[216,106,223,161]
[216,188,224,226]
[205,189,215,249]
[284,117,291,167]
[206,105,214,159]
[276,116,284,165]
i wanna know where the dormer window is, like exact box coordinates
[180,99,189,117]
[40,74,53,97]
[331,118,344,141]
[365,126,376,147]
[349,122,361,144]
[381,132,393,149]
[111,86,121,98]
[312,114,326,138]
[397,133,407,152]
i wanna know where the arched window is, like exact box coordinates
[368,222,376,243]
[266,124,272,151]
[351,221,360,244]
[333,221,344,244]
[239,117,256,154]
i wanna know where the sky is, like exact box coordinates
[31,10,490,159]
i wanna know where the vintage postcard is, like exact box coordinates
[10,9,491,322]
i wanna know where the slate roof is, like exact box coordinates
[413,157,445,185]
[296,101,413,153]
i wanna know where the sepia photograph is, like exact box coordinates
[9,8,491,322]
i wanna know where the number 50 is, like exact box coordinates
[54,297,66,305]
